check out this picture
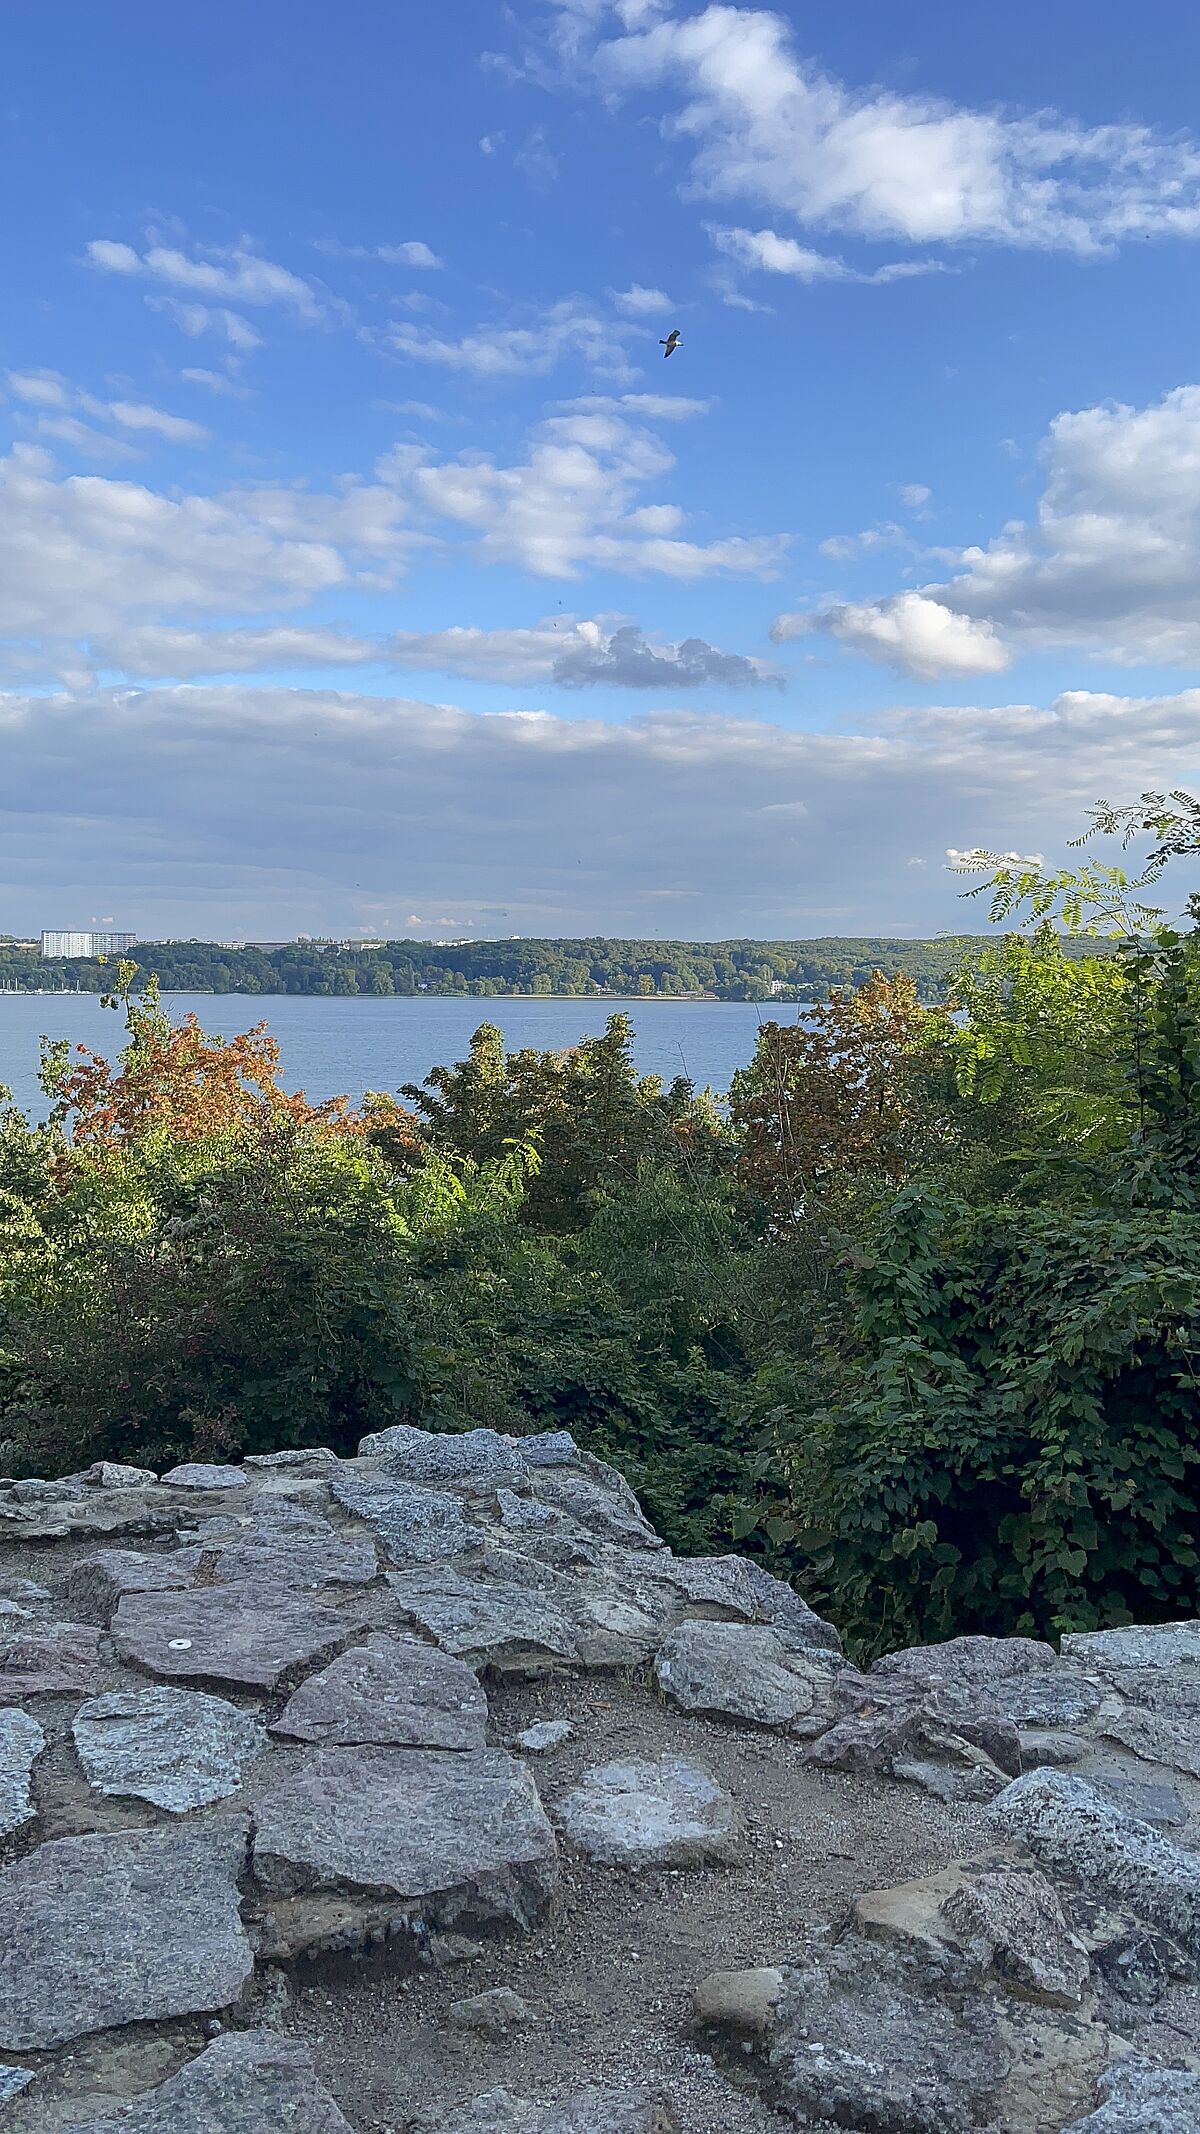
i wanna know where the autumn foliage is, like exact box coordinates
[40,966,422,1154]
[730,971,943,1219]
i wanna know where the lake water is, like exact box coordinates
[0,992,801,1121]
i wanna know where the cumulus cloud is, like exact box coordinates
[573,2,1200,256]
[389,299,631,381]
[88,238,324,320]
[407,406,788,577]
[0,446,415,644]
[773,592,1010,680]
[387,616,775,686]
[795,383,1200,675]
[6,680,1200,938]
[87,626,376,679]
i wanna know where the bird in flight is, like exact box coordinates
[660,329,681,359]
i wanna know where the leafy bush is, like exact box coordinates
[752,1185,1200,1656]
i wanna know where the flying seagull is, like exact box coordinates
[660,329,681,359]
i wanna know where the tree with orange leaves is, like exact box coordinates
[729,971,947,1224]
[39,963,422,1157]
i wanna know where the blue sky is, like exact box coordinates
[4,0,1200,940]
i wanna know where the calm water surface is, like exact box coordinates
[0,993,801,1121]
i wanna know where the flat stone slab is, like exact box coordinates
[988,1668,1106,1730]
[73,1686,268,1811]
[992,1768,1200,1959]
[654,1620,837,1733]
[0,1620,103,1700]
[1101,1704,1200,1780]
[330,1473,476,1566]
[871,1633,1057,1695]
[1062,1622,1200,1672]
[272,1632,487,1749]
[1062,2058,1200,2132]
[657,1554,841,1649]
[111,1584,362,1690]
[244,1447,338,1468]
[554,1755,739,1867]
[63,2029,353,2132]
[0,2066,33,2104]
[251,1747,558,1936]
[64,1550,193,1624]
[173,1524,379,1592]
[10,1476,86,1502]
[161,1463,249,1491]
[0,1818,252,2049]
[0,1708,44,1836]
[386,1568,578,1671]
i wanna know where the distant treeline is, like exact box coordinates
[0,933,1106,1003]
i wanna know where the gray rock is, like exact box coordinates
[941,1865,1091,2004]
[76,1461,159,1489]
[0,1708,44,1836]
[448,1986,534,2039]
[243,1447,338,1468]
[251,1747,558,1943]
[366,1425,529,1487]
[0,1620,102,1700]
[0,2066,33,2104]
[11,1476,86,1502]
[112,1584,362,1691]
[1017,1730,1091,1766]
[990,1668,1106,1730]
[772,1941,1013,2134]
[654,1620,836,1733]
[1102,1704,1200,1781]
[893,1756,1010,1804]
[0,1600,30,1621]
[73,1686,267,1811]
[62,2029,353,2132]
[386,1568,578,1672]
[6,1582,50,1604]
[1062,2057,1200,2132]
[1088,1773,1189,1829]
[330,1473,475,1567]
[173,1523,379,1592]
[0,1818,252,2049]
[161,1463,248,1491]
[992,1768,1200,1959]
[529,1469,663,1551]
[692,1966,784,2039]
[657,1553,842,1649]
[871,1632,1057,1695]
[63,1549,192,1624]
[494,1489,557,1531]
[515,1720,573,1753]
[554,1754,739,1867]
[1062,1621,1200,1672]
[271,1633,487,1750]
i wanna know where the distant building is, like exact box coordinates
[40,930,137,960]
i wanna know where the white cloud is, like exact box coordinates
[407,406,787,577]
[708,224,945,284]
[88,238,323,319]
[899,483,932,510]
[89,626,375,678]
[6,680,1200,938]
[798,383,1200,674]
[146,297,262,349]
[773,591,1010,680]
[389,299,630,381]
[818,522,912,562]
[6,372,209,449]
[581,2,1200,256]
[180,368,252,399]
[314,237,444,268]
[106,401,209,444]
[388,616,776,686]
[612,283,673,314]
[0,446,407,643]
